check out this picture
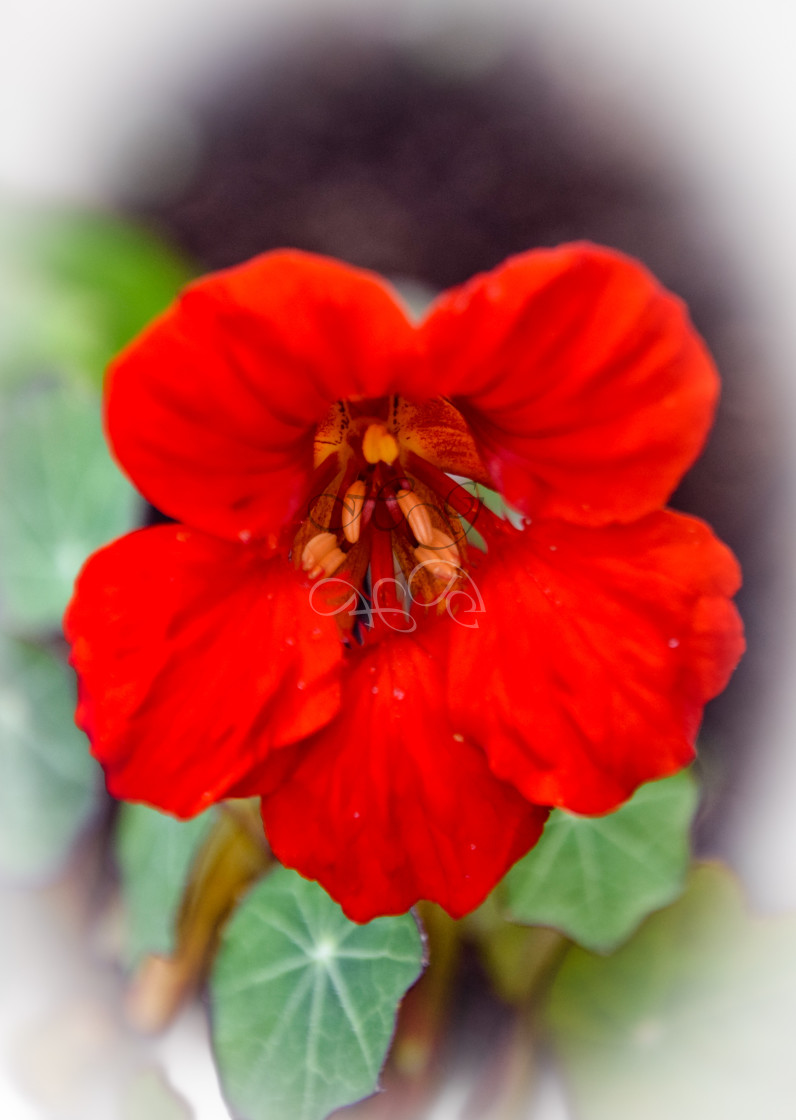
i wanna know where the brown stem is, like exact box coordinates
[461,919,572,1120]
[390,901,461,1081]
[126,800,272,1032]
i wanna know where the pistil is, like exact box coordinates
[362,422,399,466]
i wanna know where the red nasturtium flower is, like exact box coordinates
[64,244,744,923]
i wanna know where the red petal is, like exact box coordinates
[64,525,343,816]
[421,243,719,525]
[260,637,547,922]
[106,251,417,542]
[446,513,744,814]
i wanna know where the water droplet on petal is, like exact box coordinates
[239,529,252,542]
[312,627,321,637]
[371,685,379,695]
[668,638,680,648]
[549,544,558,552]
[285,637,295,647]
[452,732,464,742]
[297,680,306,690]
[353,811,360,819]
[469,843,477,851]
[393,688,405,700]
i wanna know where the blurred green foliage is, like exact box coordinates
[0,207,192,393]
[0,205,192,880]
[0,634,99,878]
[116,803,217,968]
[0,378,139,631]
[544,863,796,1120]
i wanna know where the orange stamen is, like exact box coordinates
[396,488,435,546]
[311,547,347,580]
[301,531,338,576]
[413,530,461,580]
[342,479,368,543]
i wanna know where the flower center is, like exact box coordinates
[294,396,498,635]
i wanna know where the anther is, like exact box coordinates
[311,547,346,579]
[362,422,399,466]
[342,479,367,544]
[396,488,435,546]
[413,530,461,580]
[301,531,339,578]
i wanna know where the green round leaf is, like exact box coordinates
[210,868,425,1120]
[0,634,99,878]
[116,803,216,968]
[544,863,796,1120]
[0,379,139,632]
[0,207,192,394]
[504,771,698,952]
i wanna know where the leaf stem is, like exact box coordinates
[125,801,271,1032]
